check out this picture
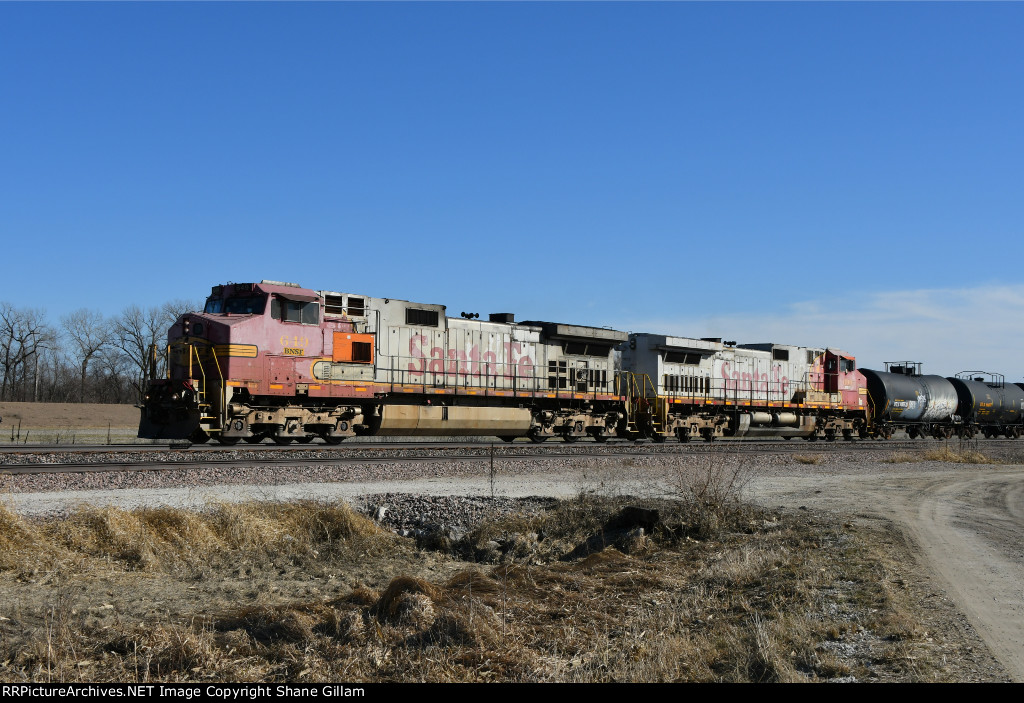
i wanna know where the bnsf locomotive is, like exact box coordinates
[138,280,1024,444]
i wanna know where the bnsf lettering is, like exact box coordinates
[407,334,534,379]
[283,348,304,356]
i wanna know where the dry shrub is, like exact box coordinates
[886,452,922,464]
[372,576,442,621]
[744,615,802,683]
[317,609,365,642]
[143,623,221,676]
[104,622,222,679]
[576,548,629,570]
[24,500,390,573]
[920,447,997,464]
[544,495,617,543]
[137,507,221,557]
[663,455,753,539]
[793,454,822,465]
[702,544,790,588]
[330,586,379,607]
[467,512,542,547]
[418,603,500,648]
[51,507,159,569]
[215,605,318,644]
[267,500,387,549]
[391,592,436,629]
[887,447,997,465]
[0,504,47,570]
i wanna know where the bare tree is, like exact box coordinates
[162,298,203,322]
[0,297,203,405]
[62,309,107,402]
[110,305,179,401]
[94,345,135,403]
[0,303,55,401]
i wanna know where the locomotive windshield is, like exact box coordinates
[203,295,267,315]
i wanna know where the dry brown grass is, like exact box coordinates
[0,496,976,682]
[886,448,999,465]
[793,454,823,465]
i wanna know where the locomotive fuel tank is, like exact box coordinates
[859,368,958,422]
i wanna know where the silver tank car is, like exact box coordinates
[860,365,958,423]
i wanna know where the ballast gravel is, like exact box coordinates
[1,441,1022,518]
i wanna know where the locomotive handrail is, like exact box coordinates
[380,354,614,397]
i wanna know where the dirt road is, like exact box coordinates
[745,465,1024,682]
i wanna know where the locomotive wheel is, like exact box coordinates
[189,428,211,444]
[498,436,516,443]
[907,427,919,439]
[1010,427,1021,439]
[701,428,715,442]
[563,434,579,443]
[244,434,267,444]
[842,429,853,441]
[676,428,690,443]
[528,433,547,444]
[216,436,239,446]
[805,433,818,442]
[593,433,608,443]
[782,436,793,440]
[824,429,837,442]
[295,436,314,444]
[272,436,294,445]
[320,434,344,445]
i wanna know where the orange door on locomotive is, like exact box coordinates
[824,349,865,408]
[333,332,375,363]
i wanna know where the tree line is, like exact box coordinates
[0,299,200,404]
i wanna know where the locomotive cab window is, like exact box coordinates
[272,298,320,324]
[204,296,267,315]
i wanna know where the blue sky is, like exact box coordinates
[2,2,1022,375]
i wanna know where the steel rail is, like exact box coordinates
[0,437,1012,475]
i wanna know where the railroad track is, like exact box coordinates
[0,436,1016,475]
[2,435,1020,454]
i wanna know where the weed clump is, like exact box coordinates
[885,448,998,465]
